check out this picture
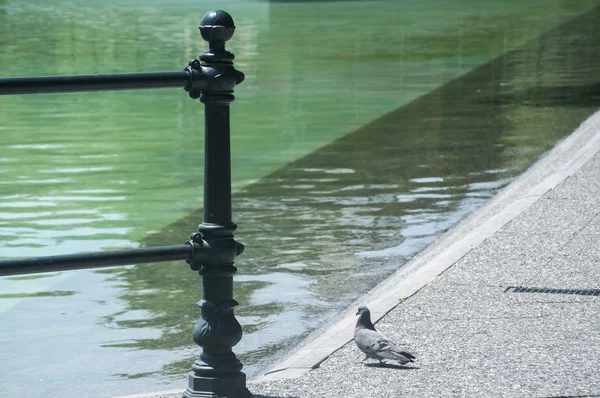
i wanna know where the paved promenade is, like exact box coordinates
[127,111,600,398]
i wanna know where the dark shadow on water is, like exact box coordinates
[364,362,420,370]
[483,82,600,108]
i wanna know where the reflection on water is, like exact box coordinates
[1,1,600,397]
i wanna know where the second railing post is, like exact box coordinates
[183,10,250,398]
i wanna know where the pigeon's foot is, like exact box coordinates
[355,354,370,364]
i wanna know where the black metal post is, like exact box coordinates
[0,9,249,397]
[183,10,250,398]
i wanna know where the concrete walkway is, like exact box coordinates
[125,111,600,398]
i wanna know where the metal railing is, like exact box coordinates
[0,10,251,398]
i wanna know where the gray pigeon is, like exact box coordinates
[354,306,416,365]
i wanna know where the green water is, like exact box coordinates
[1,0,600,397]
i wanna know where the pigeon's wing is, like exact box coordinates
[356,329,415,364]
[354,328,384,359]
[374,338,415,364]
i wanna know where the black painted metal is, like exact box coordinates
[183,10,250,398]
[0,71,206,95]
[505,286,600,296]
[0,9,248,398]
[0,244,196,276]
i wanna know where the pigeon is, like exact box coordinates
[354,306,416,365]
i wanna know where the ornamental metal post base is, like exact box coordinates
[185,361,250,398]
[185,375,249,398]
[183,9,250,398]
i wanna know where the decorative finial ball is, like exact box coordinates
[199,10,235,43]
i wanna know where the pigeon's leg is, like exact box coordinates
[355,354,369,364]
[378,359,386,364]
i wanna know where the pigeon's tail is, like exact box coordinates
[399,351,416,362]
[385,348,416,364]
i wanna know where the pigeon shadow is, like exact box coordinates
[252,395,299,398]
[363,362,419,370]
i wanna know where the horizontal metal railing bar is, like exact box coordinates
[0,71,193,95]
[0,244,194,276]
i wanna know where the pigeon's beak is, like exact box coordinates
[355,310,359,315]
